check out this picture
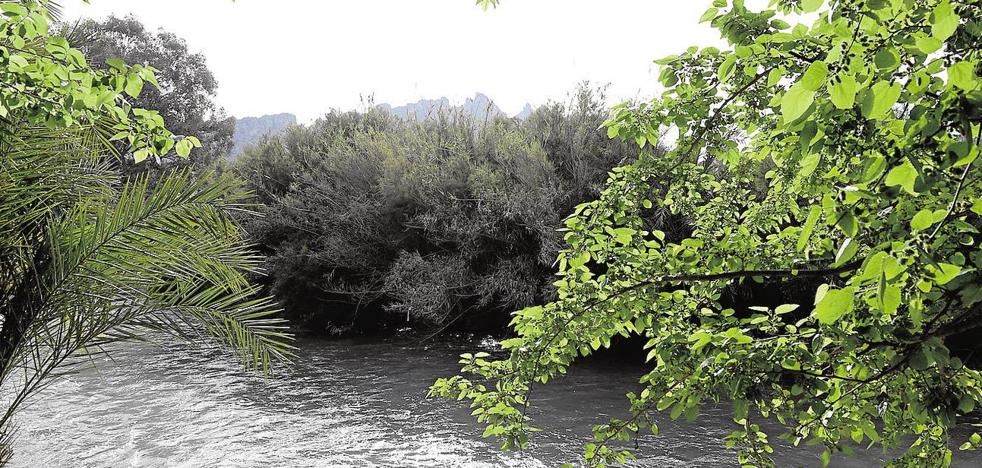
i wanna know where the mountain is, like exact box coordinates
[231,113,297,158]
[376,93,531,122]
[458,93,505,121]
[514,103,534,121]
[376,97,450,121]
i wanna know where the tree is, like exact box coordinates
[0,0,291,459]
[67,14,235,171]
[433,0,982,466]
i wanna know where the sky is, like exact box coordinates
[62,1,725,123]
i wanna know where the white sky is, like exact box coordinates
[63,1,725,123]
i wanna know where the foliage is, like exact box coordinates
[234,86,641,333]
[0,0,291,457]
[433,0,982,466]
[66,14,235,171]
[0,1,181,162]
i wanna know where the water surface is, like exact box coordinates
[8,337,981,467]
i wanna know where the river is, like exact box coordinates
[7,336,982,467]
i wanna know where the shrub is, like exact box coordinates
[234,86,643,333]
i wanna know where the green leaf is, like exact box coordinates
[828,75,858,109]
[797,205,822,252]
[801,0,823,12]
[718,55,737,83]
[105,57,127,71]
[569,250,590,268]
[959,395,976,414]
[800,153,821,177]
[954,145,979,167]
[833,238,857,266]
[132,148,150,163]
[653,54,678,66]
[175,139,193,158]
[910,209,935,231]
[782,83,815,123]
[814,287,855,325]
[7,54,28,71]
[881,285,901,315]
[820,448,831,466]
[949,61,980,91]
[775,304,800,314]
[700,7,718,23]
[606,125,619,138]
[781,357,801,370]
[801,61,829,91]
[915,36,943,54]
[0,3,28,17]
[874,48,900,70]
[771,19,791,30]
[124,73,144,98]
[500,338,523,349]
[931,263,961,285]
[836,211,857,237]
[659,67,679,87]
[690,332,713,351]
[814,283,830,305]
[930,0,959,41]
[521,306,543,319]
[733,398,748,422]
[884,160,918,195]
[767,67,784,87]
[910,348,931,370]
[861,81,901,120]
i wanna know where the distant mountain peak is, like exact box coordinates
[514,103,533,120]
[230,113,297,158]
[375,93,511,122]
[376,97,450,121]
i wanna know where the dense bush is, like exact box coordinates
[234,86,644,333]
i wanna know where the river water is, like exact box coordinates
[7,336,982,467]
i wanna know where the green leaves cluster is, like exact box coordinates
[0,0,197,163]
[436,0,982,466]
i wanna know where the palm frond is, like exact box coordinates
[0,123,114,251]
[1,161,292,431]
[134,283,295,373]
[35,169,292,364]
